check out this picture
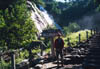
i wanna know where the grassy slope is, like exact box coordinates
[64,30,91,47]
[45,30,92,53]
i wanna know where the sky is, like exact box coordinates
[56,0,69,2]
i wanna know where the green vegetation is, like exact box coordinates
[0,0,37,50]
[45,1,61,15]
[16,50,29,64]
[44,0,100,29]
[63,22,80,34]
[0,0,37,67]
[28,0,46,7]
[41,30,92,54]
[64,30,91,47]
[0,59,11,69]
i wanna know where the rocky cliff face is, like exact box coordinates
[27,1,62,35]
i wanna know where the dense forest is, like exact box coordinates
[0,0,37,50]
[43,0,100,31]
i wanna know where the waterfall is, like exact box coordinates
[27,1,62,34]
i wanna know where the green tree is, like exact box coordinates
[31,0,45,7]
[63,22,80,35]
[0,0,37,49]
[68,23,80,32]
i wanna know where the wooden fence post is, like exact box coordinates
[68,38,71,46]
[51,37,55,57]
[40,44,43,56]
[86,31,88,41]
[11,52,16,69]
[94,28,97,34]
[93,29,96,35]
[91,29,93,36]
[96,27,98,33]
[79,33,81,43]
[0,55,3,69]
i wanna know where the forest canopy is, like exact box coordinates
[0,0,37,50]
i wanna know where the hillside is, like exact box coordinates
[44,0,100,30]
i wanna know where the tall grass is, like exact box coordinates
[0,59,11,69]
[44,30,92,53]
[64,30,91,47]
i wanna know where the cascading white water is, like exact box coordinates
[27,1,62,34]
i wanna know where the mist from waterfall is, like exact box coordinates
[27,1,62,34]
[77,12,100,30]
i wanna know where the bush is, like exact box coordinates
[63,22,80,35]
[63,30,91,47]
[0,59,11,69]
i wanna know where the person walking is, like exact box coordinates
[54,33,64,67]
